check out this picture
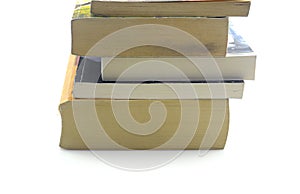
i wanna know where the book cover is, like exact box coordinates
[91,0,251,17]
[59,56,230,150]
[101,26,256,81]
[72,0,229,57]
[73,56,245,99]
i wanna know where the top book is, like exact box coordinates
[91,0,251,17]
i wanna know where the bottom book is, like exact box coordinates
[59,55,230,150]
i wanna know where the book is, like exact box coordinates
[59,55,230,150]
[91,0,251,17]
[72,1,229,57]
[73,56,244,99]
[101,26,256,81]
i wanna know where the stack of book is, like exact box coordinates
[59,0,255,150]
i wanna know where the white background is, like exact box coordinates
[1,0,300,193]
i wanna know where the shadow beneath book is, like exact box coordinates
[59,149,225,171]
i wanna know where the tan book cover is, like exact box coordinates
[72,1,229,57]
[59,55,230,150]
[91,0,251,17]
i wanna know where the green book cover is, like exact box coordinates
[73,0,92,19]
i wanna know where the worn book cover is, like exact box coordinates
[91,0,251,17]
[59,55,230,150]
[72,0,228,57]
